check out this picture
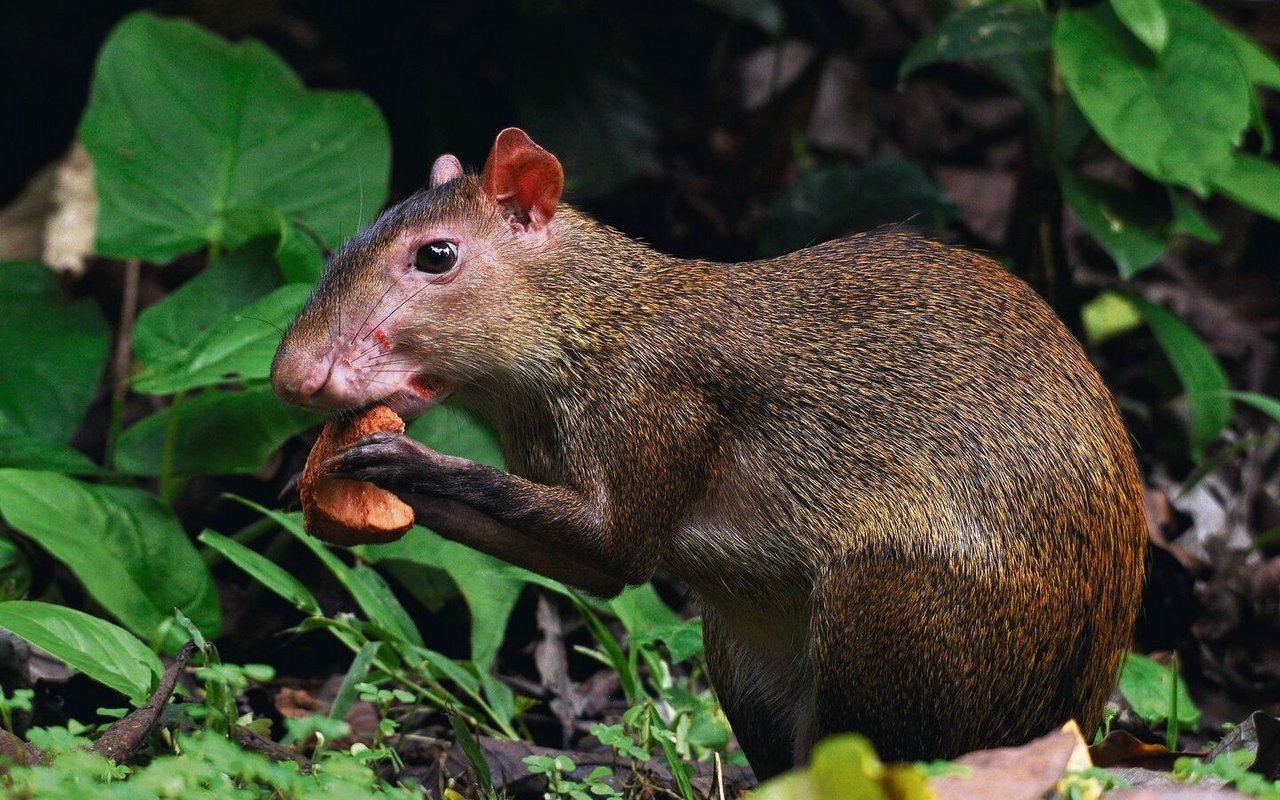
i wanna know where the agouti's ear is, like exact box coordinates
[481,128,564,233]
[430,154,463,188]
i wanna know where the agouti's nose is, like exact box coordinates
[271,346,333,407]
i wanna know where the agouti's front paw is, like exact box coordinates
[323,432,440,492]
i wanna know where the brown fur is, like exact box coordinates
[274,164,1146,777]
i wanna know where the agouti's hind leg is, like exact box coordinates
[702,610,798,781]
[807,551,1018,762]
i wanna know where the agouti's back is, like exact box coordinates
[271,128,1146,777]
[522,213,1145,766]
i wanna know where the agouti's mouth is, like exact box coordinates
[381,375,453,420]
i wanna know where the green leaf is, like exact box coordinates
[1167,191,1220,244]
[133,239,283,370]
[693,0,783,35]
[328,641,380,723]
[1059,169,1167,277]
[222,207,326,285]
[0,435,100,474]
[759,160,959,257]
[1211,152,1280,222]
[632,618,705,664]
[607,584,681,636]
[1127,295,1231,461]
[405,405,505,469]
[382,405,525,668]
[1119,652,1200,729]
[1054,0,1251,195]
[79,11,389,262]
[1226,391,1280,424]
[686,710,731,749]
[114,385,318,476]
[1225,25,1280,91]
[198,530,320,616]
[1081,290,1143,347]
[1110,0,1168,56]
[132,284,310,395]
[0,537,31,602]
[899,4,1052,81]
[349,564,423,648]
[753,734,932,800]
[0,470,220,648]
[363,528,528,670]
[0,263,109,444]
[0,601,162,706]
[229,497,423,648]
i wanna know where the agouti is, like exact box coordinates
[271,128,1146,777]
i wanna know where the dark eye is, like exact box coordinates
[414,241,458,274]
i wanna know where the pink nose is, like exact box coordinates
[271,344,335,407]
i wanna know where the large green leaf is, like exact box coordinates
[899,4,1052,80]
[1059,169,1167,277]
[133,239,283,370]
[0,470,220,648]
[79,12,389,262]
[759,160,959,257]
[0,435,100,474]
[131,284,310,395]
[1054,0,1250,195]
[114,386,317,476]
[1211,152,1280,222]
[0,263,109,446]
[223,207,327,285]
[1128,296,1231,461]
[0,601,162,706]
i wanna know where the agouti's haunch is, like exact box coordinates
[271,128,1146,777]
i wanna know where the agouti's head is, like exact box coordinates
[271,128,565,417]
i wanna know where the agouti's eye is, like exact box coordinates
[414,241,458,274]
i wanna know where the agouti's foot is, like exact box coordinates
[323,432,463,494]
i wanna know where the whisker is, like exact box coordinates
[366,249,482,336]
[355,273,404,344]
[242,315,285,335]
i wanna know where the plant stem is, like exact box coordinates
[159,390,187,505]
[104,259,141,474]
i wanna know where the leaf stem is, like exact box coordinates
[159,391,186,504]
[104,259,141,474]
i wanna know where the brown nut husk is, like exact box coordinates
[300,405,415,545]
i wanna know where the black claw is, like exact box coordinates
[321,433,435,490]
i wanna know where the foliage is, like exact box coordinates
[0,601,161,706]
[1,728,421,799]
[1117,653,1201,739]
[901,0,1280,462]
[524,754,623,800]
[1174,750,1280,799]
[79,12,389,264]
